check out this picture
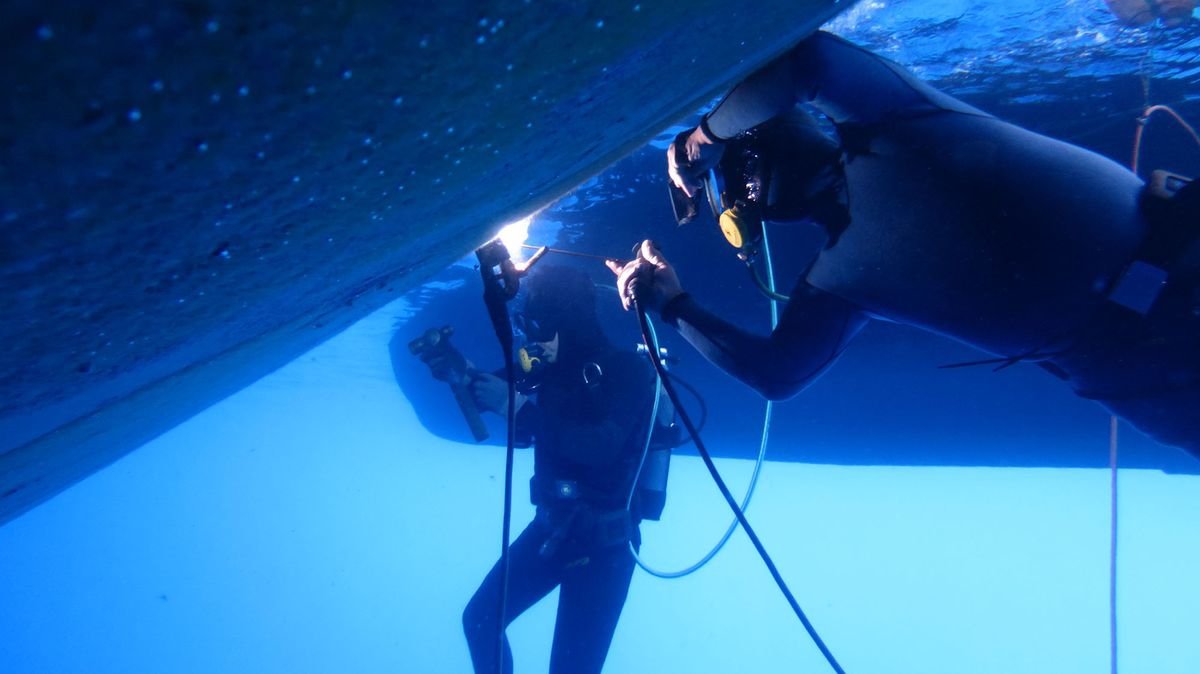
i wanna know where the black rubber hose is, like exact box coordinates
[480,281,517,674]
[634,302,846,674]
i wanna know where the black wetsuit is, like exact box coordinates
[665,31,1200,459]
[463,343,656,674]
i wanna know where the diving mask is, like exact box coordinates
[668,128,766,261]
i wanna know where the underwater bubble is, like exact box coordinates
[420,131,430,139]
[363,136,373,145]
[393,95,404,106]
[419,37,430,48]
[292,175,301,183]
[479,18,489,27]
[506,63,514,71]
[196,141,209,152]
[305,85,317,95]
[476,35,486,45]
[127,108,142,122]
[205,20,220,33]
[595,19,605,28]
[255,151,266,159]
[446,126,455,134]
[36,25,54,40]
[151,80,164,92]
[238,85,250,96]
[633,4,641,11]
[210,92,221,103]
[342,69,353,80]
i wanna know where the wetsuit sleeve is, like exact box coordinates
[704,30,985,137]
[661,282,868,401]
[547,354,656,468]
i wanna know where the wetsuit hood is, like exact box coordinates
[721,108,847,236]
[519,264,607,360]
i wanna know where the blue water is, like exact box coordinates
[3,2,1200,672]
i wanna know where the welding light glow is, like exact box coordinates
[497,215,533,258]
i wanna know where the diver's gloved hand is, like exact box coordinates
[419,349,467,383]
[605,240,684,312]
[668,124,725,198]
[469,371,510,414]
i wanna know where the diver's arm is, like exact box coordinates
[662,283,868,401]
[548,355,655,467]
[704,31,983,137]
[702,51,799,140]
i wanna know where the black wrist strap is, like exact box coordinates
[698,116,726,143]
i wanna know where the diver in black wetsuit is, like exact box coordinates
[609,30,1200,461]
[428,265,658,674]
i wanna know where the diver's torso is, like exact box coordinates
[804,112,1148,356]
[531,348,640,502]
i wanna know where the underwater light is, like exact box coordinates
[475,216,546,304]
[496,215,532,260]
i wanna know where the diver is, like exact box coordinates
[608,30,1200,461]
[1105,0,1196,27]
[419,264,661,674]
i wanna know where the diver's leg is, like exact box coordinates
[463,517,561,674]
[547,540,637,674]
[1060,243,1200,463]
[1096,388,1200,462]
[1106,242,1200,462]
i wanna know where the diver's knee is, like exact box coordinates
[463,592,490,639]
